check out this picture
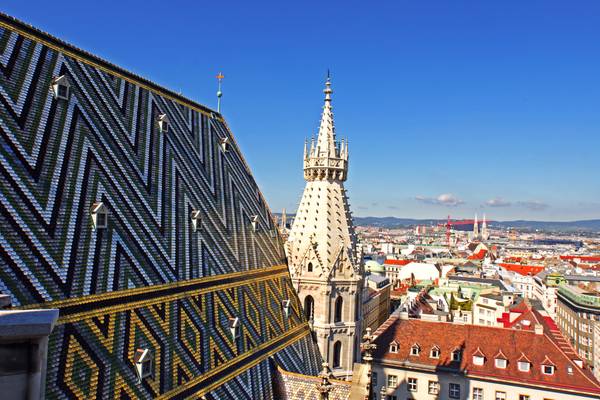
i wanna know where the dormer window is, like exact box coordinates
[282,299,291,318]
[542,365,555,375]
[228,317,240,340]
[541,356,555,375]
[518,361,530,372]
[410,344,420,356]
[191,210,201,232]
[90,202,108,230]
[430,346,440,359]
[389,341,398,354]
[567,366,573,375]
[517,353,531,372]
[133,349,153,382]
[220,137,230,152]
[473,355,485,366]
[472,348,485,366]
[157,114,169,133]
[250,215,259,232]
[494,350,508,369]
[51,75,70,100]
[451,349,462,362]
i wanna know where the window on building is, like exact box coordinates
[428,381,439,395]
[430,346,440,359]
[303,296,314,321]
[385,396,396,400]
[133,348,153,382]
[51,75,70,100]
[190,210,201,232]
[386,374,397,388]
[410,344,420,356]
[389,342,398,353]
[473,387,484,400]
[473,355,485,366]
[157,114,169,133]
[90,202,108,230]
[449,383,461,399]
[307,262,313,272]
[519,395,530,400]
[250,215,259,232]
[334,296,343,323]
[542,365,555,375]
[407,377,417,392]
[219,137,230,152]
[495,391,507,400]
[333,341,342,368]
[228,317,240,340]
[451,349,461,362]
[518,361,530,372]
[282,299,291,318]
[495,358,507,369]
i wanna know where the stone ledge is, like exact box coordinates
[0,309,59,340]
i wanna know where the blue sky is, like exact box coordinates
[5,1,600,221]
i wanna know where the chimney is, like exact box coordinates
[534,324,543,335]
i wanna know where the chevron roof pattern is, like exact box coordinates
[0,12,322,399]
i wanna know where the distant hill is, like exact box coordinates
[273,214,600,232]
[351,216,600,232]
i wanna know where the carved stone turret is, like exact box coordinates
[286,76,363,379]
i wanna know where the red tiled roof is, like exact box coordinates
[468,249,487,260]
[384,259,411,266]
[372,319,600,395]
[510,299,530,313]
[498,263,544,276]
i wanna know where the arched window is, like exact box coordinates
[307,262,313,272]
[334,296,343,323]
[333,341,342,368]
[304,295,314,321]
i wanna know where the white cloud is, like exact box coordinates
[485,198,512,207]
[415,193,464,207]
[517,200,549,211]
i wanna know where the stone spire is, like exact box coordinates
[481,214,489,241]
[286,76,363,378]
[303,77,348,182]
[473,213,479,239]
[281,208,287,230]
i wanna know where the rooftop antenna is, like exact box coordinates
[216,72,224,113]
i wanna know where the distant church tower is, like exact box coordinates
[286,77,363,378]
[473,213,480,239]
[481,214,489,241]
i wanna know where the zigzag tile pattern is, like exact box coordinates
[0,14,322,399]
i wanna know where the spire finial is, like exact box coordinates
[324,70,332,101]
[216,72,224,113]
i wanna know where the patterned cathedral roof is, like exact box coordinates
[0,12,322,399]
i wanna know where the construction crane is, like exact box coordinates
[440,216,483,247]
